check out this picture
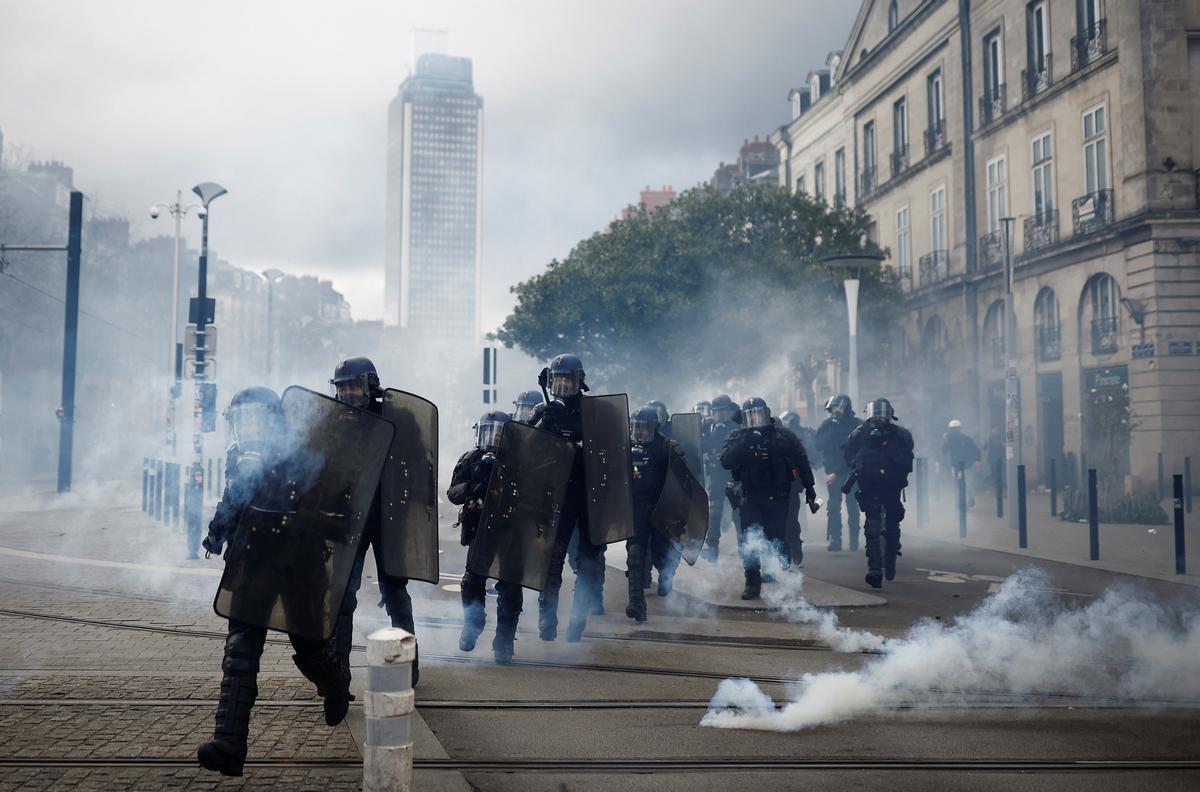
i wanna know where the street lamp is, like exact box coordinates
[185,181,227,558]
[1000,216,1021,533]
[262,268,285,381]
[150,191,204,456]
[820,251,886,409]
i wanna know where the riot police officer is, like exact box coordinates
[701,394,740,563]
[695,400,713,423]
[449,411,522,663]
[198,388,350,777]
[815,394,863,552]
[720,397,817,600]
[777,410,813,566]
[843,398,915,589]
[531,353,603,642]
[625,406,685,621]
[512,390,542,425]
[329,357,419,683]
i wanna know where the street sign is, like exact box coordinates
[188,297,215,325]
[185,325,217,356]
[185,357,216,379]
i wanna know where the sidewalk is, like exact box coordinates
[914,489,1200,587]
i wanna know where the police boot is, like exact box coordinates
[884,531,902,581]
[493,593,520,665]
[864,530,884,589]
[593,566,606,616]
[538,589,559,641]
[740,568,762,600]
[197,674,256,776]
[625,546,648,622]
[459,598,485,653]
[292,650,351,727]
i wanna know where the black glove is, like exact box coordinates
[805,487,820,514]
[202,531,225,558]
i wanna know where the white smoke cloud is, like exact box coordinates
[702,567,1200,732]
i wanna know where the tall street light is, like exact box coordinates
[185,181,227,558]
[1000,216,1022,533]
[150,191,204,456]
[262,268,285,382]
[820,251,885,409]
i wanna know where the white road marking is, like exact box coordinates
[0,545,222,577]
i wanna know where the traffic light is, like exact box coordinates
[200,383,218,433]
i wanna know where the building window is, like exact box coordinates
[1024,2,1053,98]
[1072,0,1107,70]
[925,69,947,155]
[895,205,912,284]
[981,29,1007,123]
[1082,104,1108,193]
[810,73,821,102]
[1031,132,1054,218]
[1034,287,1062,361]
[985,300,1006,368]
[1084,273,1120,354]
[986,155,1008,232]
[862,121,877,195]
[888,0,899,32]
[834,148,846,206]
[930,185,947,252]
[891,97,909,177]
[814,161,826,202]
[796,174,806,194]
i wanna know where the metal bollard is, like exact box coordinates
[142,457,149,512]
[364,628,415,792]
[1173,474,1186,575]
[207,458,214,497]
[955,468,967,538]
[154,460,164,521]
[1017,464,1027,549]
[1088,468,1099,561]
[994,459,1004,519]
[914,457,928,530]
[1049,457,1058,517]
[1186,457,1193,514]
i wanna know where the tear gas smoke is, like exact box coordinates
[702,568,1200,732]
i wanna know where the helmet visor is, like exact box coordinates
[227,403,276,450]
[477,420,505,450]
[550,371,580,398]
[743,406,770,428]
[512,402,536,424]
[867,401,893,421]
[630,418,656,444]
[713,406,734,423]
[697,403,713,419]
[334,379,369,407]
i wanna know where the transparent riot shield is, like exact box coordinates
[670,412,703,483]
[380,389,439,583]
[651,449,710,565]
[214,386,394,640]
[581,393,636,545]
[469,421,574,591]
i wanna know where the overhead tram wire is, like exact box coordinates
[1,270,153,342]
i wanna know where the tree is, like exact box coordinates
[496,184,900,404]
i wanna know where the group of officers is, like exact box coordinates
[195,352,914,776]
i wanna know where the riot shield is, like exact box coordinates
[581,393,636,545]
[214,387,394,640]
[670,412,703,483]
[380,389,439,583]
[468,421,574,590]
[651,448,710,565]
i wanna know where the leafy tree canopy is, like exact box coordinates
[496,184,901,404]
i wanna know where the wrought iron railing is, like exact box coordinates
[978,229,1004,271]
[1036,324,1062,362]
[1022,54,1053,101]
[860,165,877,198]
[979,83,1006,125]
[924,119,947,157]
[1023,210,1058,254]
[1071,20,1107,72]
[1091,316,1119,355]
[890,145,909,180]
[1072,188,1113,237]
[918,249,949,288]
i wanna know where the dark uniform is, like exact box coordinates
[701,394,740,562]
[815,395,863,551]
[198,389,349,778]
[778,411,813,565]
[625,406,684,621]
[941,422,982,507]
[449,411,522,663]
[720,398,816,600]
[843,398,915,588]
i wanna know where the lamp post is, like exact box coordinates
[262,268,285,382]
[820,252,886,409]
[150,192,204,456]
[1000,216,1022,533]
[185,182,227,558]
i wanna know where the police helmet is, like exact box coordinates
[630,405,660,445]
[475,410,510,451]
[695,400,713,419]
[224,387,281,452]
[548,353,587,399]
[866,398,896,422]
[741,397,771,428]
[711,393,738,423]
[646,399,669,426]
[825,393,853,417]
[330,356,381,407]
[778,410,801,432]
[512,390,542,424]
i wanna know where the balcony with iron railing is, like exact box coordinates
[979,83,1006,126]
[918,249,949,288]
[978,229,1004,271]
[860,165,877,198]
[890,145,910,180]
[1072,188,1113,237]
[1021,53,1053,102]
[924,119,947,157]
[1091,316,1118,355]
[1023,210,1058,254]
[1071,20,1107,72]
[1036,324,1062,362]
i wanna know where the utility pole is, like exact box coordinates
[1001,216,1022,533]
[262,268,285,382]
[0,190,84,492]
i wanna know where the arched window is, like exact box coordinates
[1081,273,1120,354]
[984,300,1005,368]
[1034,287,1061,361]
[810,73,821,102]
[888,0,900,32]
[922,315,949,374]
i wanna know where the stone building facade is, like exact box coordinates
[771,0,1200,492]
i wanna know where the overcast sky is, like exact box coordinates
[0,0,856,332]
